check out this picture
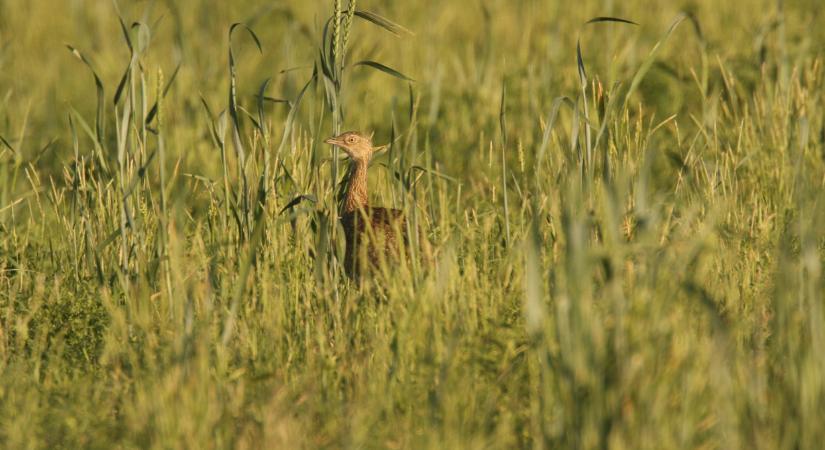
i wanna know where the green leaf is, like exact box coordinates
[352,9,413,36]
[256,77,272,136]
[352,60,413,81]
[279,195,318,215]
[577,17,637,85]
[65,45,106,153]
[623,14,689,107]
[585,16,638,26]
[229,23,263,54]
[0,134,15,154]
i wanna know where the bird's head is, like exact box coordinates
[324,131,375,162]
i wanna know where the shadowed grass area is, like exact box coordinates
[0,0,824,448]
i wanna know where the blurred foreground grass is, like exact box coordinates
[0,0,824,448]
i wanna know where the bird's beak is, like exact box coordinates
[325,136,351,158]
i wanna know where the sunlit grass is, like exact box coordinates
[0,0,823,448]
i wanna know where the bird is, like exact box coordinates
[324,131,410,281]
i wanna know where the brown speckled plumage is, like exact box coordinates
[325,131,406,281]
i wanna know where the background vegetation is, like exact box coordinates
[1,0,824,448]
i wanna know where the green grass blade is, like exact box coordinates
[351,60,414,81]
[623,14,689,107]
[353,9,413,36]
[65,45,106,151]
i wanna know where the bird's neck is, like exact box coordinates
[343,159,369,213]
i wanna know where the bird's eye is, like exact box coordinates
[346,136,356,144]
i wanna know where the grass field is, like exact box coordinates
[1,0,824,448]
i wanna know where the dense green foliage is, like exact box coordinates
[1,0,824,448]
